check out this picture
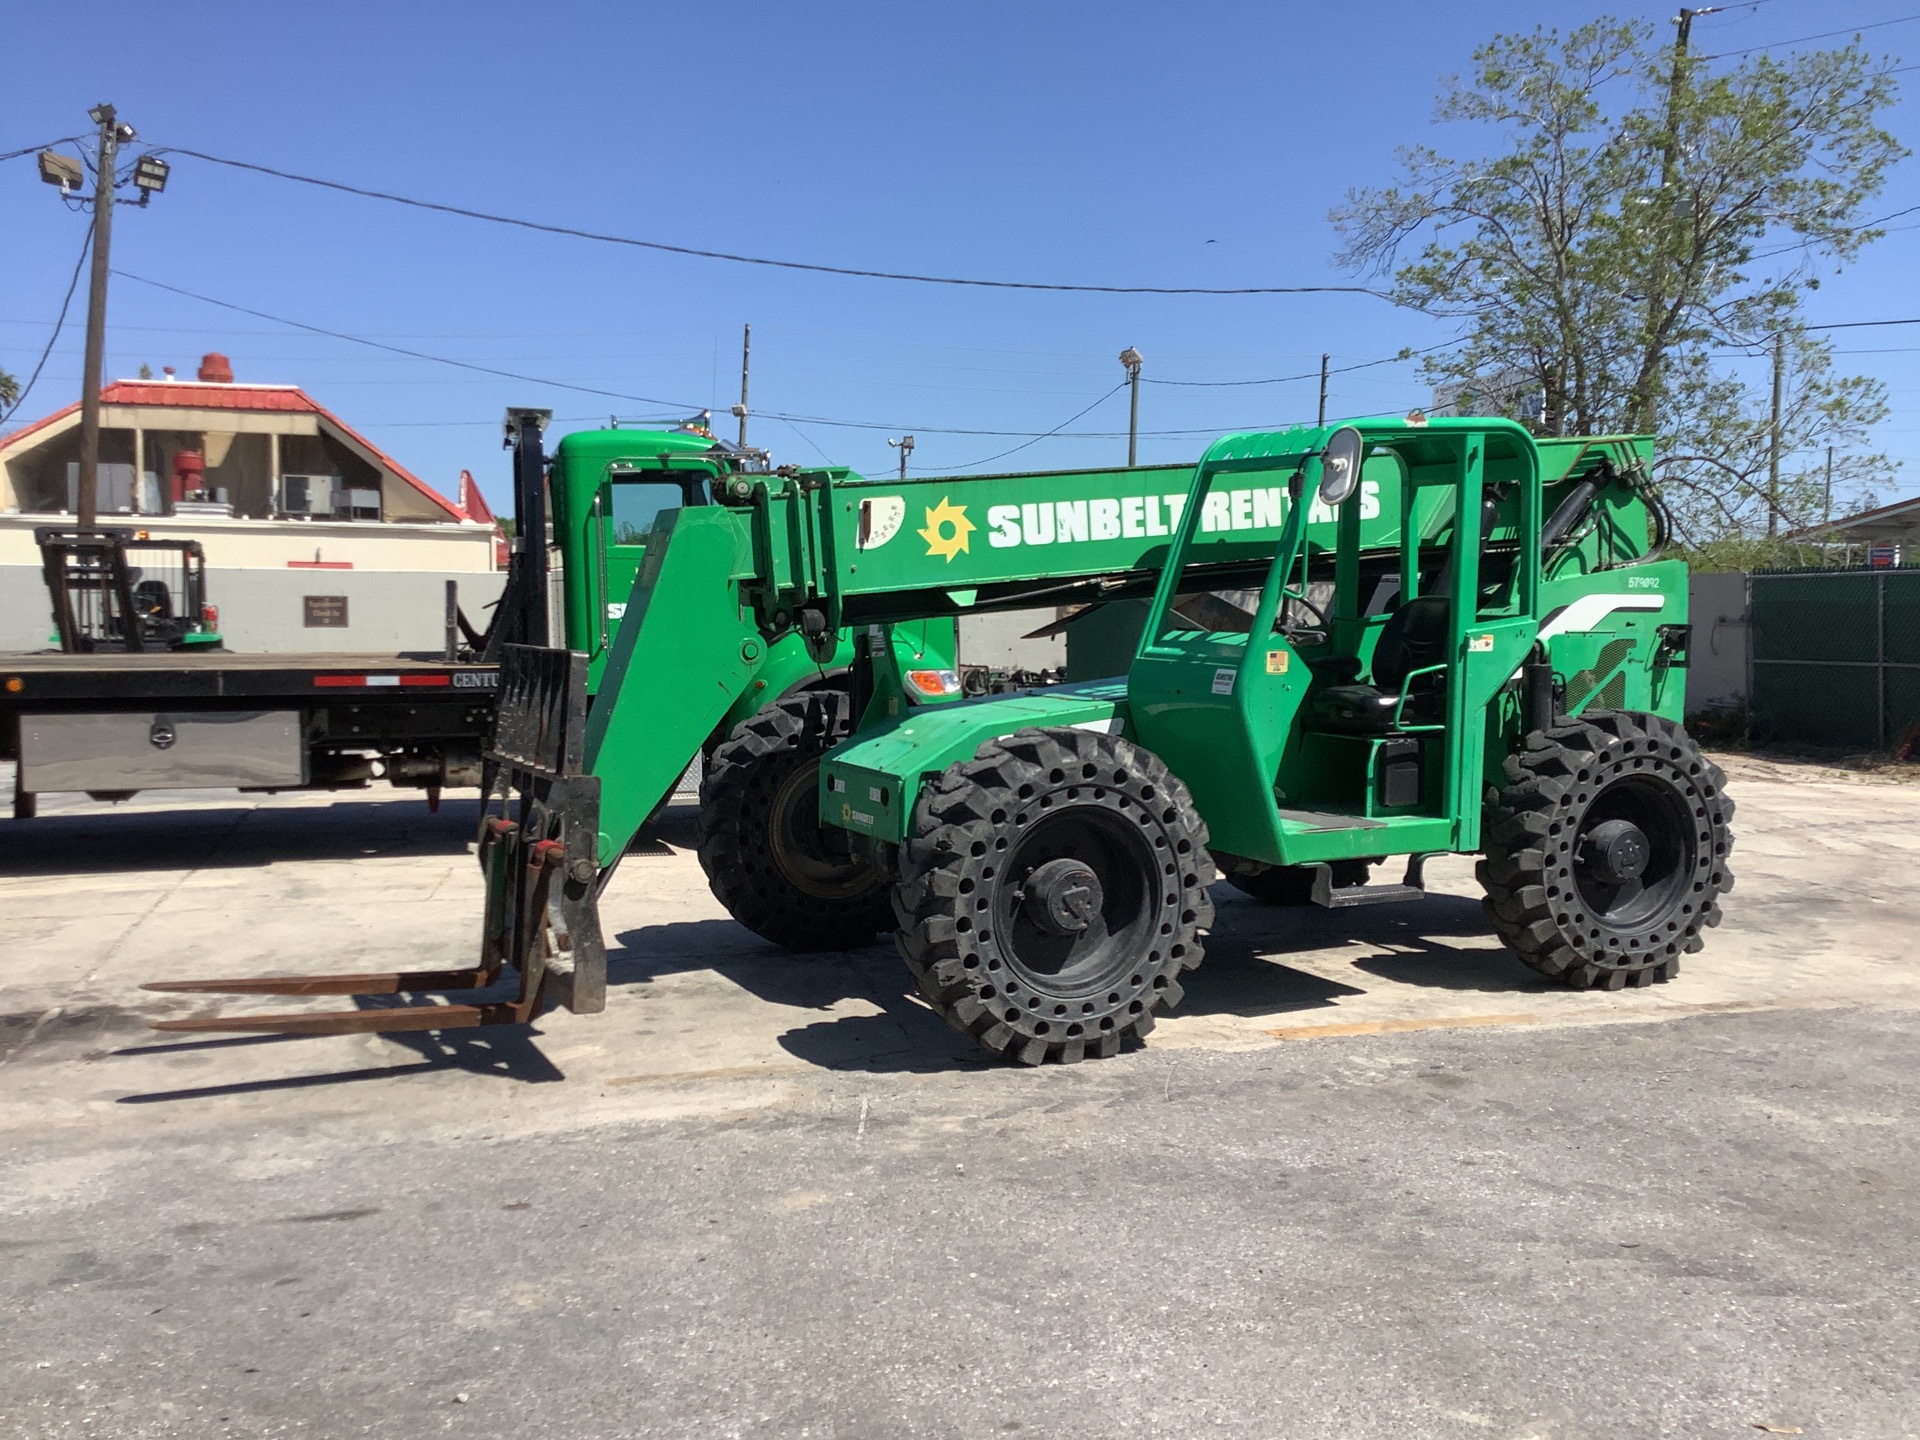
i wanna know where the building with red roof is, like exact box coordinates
[0,352,500,578]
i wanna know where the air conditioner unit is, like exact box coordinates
[334,487,382,521]
[279,474,338,517]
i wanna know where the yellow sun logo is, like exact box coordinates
[918,496,974,561]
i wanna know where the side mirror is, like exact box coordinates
[1318,426,1363,506]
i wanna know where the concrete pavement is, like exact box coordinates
[1,754,1916,1436]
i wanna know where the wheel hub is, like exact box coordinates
[1021,858,1104,936]
[767,758,876,900]
[1578,818,1650,885]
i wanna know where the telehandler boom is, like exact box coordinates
[152,414,1732,1063]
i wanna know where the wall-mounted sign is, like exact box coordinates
[303,595,350,628]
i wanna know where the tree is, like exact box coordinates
[0,366,17,416]
[1332,17,1904,547]
[1660,331,1891,559]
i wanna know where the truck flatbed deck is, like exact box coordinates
[1,651,501,816]
[0,651,499,704]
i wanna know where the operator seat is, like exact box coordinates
[1308,595,1450,735]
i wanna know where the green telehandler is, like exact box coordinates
[155,413,1733,1064]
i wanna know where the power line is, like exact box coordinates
[1808,316,1920,330]
[99,270,1230,438]
[0,220,93,426]
[915,383,1129,473]
[1144,341,1459,388]
[151,146,1407,303]
[1704,12,1920,59]
[0,135,88,165]
[101,270,1441,443]
[112,269,710,413]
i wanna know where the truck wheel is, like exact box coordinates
[1479,710,1734,990]
[697,690,893,951]
[1227,859,1370,905]
[895,727,1214,1065]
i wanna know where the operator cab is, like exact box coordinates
[1129,417,1543,867]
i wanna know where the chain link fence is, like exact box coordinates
[1750,566,1920,750]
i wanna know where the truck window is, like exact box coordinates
[608,480,684,547]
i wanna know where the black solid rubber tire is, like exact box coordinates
[696,690,894,951]
[894,726,1215,1066]
[1227,859,1371,906]
[1479,710,1735,990]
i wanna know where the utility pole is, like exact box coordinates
[731,323,751,448]
[888,434,915,480]
[1636,7,1717,433]
[39,105,166,527]
[1824,444,1834,529]
[77,104,127,531]
[1119,348,1143,466]
[1317,352,1330,426]
[1767,329,1786,537]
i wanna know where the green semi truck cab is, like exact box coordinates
[544,421,959,745]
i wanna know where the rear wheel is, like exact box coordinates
[696,690,893,951]
[1479,710,1734,989]
[895,727,1214,1065]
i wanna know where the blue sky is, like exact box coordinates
[5,0,1920,512]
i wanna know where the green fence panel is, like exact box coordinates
[1750,573,1877,663]
[1883,572,1920,667]
[1752,659,1881,748]
[1885,668,1920,749]
[1750,567,1920,750]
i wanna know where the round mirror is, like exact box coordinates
[1318,426,1363,506]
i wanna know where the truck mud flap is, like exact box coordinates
[143,645,606,1036]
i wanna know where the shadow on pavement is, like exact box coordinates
[1209,890,1552,992]
[607,901,1438,1074]
[0,797,480,877]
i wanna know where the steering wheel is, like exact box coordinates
[1274,587,1329,637]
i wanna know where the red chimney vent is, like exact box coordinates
[198,352,234,384]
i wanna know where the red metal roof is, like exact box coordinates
[0,382,466,521]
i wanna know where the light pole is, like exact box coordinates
[1119,347,1143,466]
[888,434,915,480]
[731,323,750,447]
[37,104,167,529]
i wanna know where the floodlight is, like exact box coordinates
[133,155,170,193]
[88,102,115,126]
[38,150,82,189]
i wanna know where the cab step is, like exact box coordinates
[1309,853,1435,908]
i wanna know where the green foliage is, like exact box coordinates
[1333,16,1905,544]
[1660,333,1891,544]
[0,366,17,412]
[1683,532,1871,574]
[137,363,153,380]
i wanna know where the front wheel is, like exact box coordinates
[894,727,1214,1065]
[1479,710,1734,989]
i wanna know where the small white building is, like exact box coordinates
[0,354,503,652]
